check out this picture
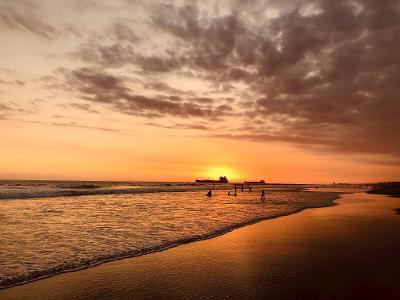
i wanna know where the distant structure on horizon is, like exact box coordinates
[195,176,229,183]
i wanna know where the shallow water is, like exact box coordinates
[0,181,339,289]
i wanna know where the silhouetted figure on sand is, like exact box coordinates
[207,190,212,197]
[234,192,237,197]
[234,185,237,192]
[241,185,244,191]
[249,186,252,192]
[260,189,265,202]
[228,191,231,196]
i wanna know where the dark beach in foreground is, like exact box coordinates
[1,191,400,300]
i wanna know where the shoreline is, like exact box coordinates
[0,191,340,290]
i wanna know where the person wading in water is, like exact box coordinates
[260,189,266,202]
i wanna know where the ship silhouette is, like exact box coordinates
[195,176,228,183]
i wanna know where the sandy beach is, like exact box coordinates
[1,191,399,299]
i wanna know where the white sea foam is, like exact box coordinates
[0,181,339,289]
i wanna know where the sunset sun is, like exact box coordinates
[202,166,239,181]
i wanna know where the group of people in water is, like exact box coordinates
[206,186,266,203]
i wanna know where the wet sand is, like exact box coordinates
[1,192,400,299]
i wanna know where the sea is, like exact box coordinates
[0,180,340,289]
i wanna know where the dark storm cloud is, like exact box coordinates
[66,0,400,157]
[68,68,233,120]
[0,0,57,39]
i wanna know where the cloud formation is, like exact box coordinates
[144,0,399,156]
[6,0,399,158]
[67,68,235,120]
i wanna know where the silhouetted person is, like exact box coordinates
[228,191,231,196]
[249,186,252,192]
[234,192,237,197]
[260,189,265,202]
[207,190,212,197]
[241,185,244,191]
[234,185,237,192]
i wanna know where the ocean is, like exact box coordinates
[0,180,339,289]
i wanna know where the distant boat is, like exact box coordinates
[196,176,229,183]
[244,180,266,184]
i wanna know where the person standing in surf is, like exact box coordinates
[260,189,266,202]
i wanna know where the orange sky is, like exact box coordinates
[0,0,399,183]
[1,119,398,183]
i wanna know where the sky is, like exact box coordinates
[0,0,399,183]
